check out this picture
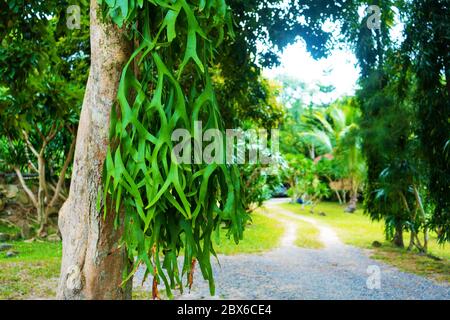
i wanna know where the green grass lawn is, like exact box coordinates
[0,223,20,234]
[281,201,450,283]
[294,219,323,249]
[213,210,284,255]
[282,202,386,248]
[0,211,283,299]
[0,241,61,299]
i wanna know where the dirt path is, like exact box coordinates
[134,200,450,300]
[264,200,342,248]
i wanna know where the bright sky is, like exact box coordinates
[263,4,405,106]
[264,41,360,105]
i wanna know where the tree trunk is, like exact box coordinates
[407,210,422,251]
[412,185,428,252]
[335,190,343,205]
[393,223,404,248]
[310,145,316,160]
[326,177,343,204]
[408,231,415,251]
[57,0,132,300]
[37,153,48,237]
[345,191,358,213]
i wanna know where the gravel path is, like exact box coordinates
[134,199,450,300]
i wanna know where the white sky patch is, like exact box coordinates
[264,40,360,105]
[262,5,405,106]
[390,7,405,47]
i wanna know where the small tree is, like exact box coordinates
[315,157,346,204]
[285,154,330,213]
[299,98,366,212]
[0,1,88,237]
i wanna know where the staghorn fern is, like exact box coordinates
[98,0,247,298]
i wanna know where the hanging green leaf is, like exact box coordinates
[98,0,248,298]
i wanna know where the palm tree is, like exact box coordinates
[300,98,366,212]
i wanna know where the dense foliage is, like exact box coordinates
[342,0,449,248]
[402,0,450,242]
[0,0,89,236]
[97,0,355,297]
[1,0,448,299]
[98,0,249,297]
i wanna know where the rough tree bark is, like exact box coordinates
[57,0,132,300]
